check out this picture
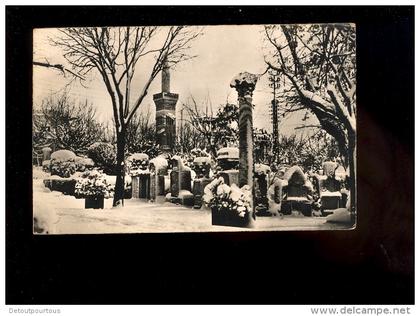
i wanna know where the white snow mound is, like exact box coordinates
[150,156,169,170]
[33,198,59,234]
[127,153,149,161]
[326,208,351,223]
[217,147,239,159]
[51,150,76,161]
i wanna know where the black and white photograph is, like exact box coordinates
[32,23,356,234]
[6,4,415,307]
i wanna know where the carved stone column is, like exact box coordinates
[230,72,259,221]
[230,72,259,187]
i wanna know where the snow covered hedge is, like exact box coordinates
[203,177,252,218]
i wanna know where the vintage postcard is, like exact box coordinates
[32,24,356,234]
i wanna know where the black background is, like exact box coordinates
[6,6,414,304]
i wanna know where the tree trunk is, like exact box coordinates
[113,128,126,207]
[348,130,356,223]
[209,144,218,159]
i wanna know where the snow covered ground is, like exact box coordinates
[33,167,351,234]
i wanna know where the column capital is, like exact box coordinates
[230,72,259,98]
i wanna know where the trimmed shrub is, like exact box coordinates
[50,160,76,178]
[75,156,95,172]
[50,150,77,178]
[87,142,117,174]
[51,149,76,161]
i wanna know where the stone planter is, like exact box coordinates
[211,206,255,228]
[85,196,104,209]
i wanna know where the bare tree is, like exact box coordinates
[182,96,217,156]
[38,92,104,154]
[52,26,202,206]
[264,23,356,214]
[276,130,339,172]
[125,111,159,157]
[175,122,205,154]
[183,97,241,156]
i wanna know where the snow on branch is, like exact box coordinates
[33,60,86,80]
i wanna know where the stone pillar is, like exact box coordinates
[230,72,259,188]
[162,59,170,93]
[230,72,259,223]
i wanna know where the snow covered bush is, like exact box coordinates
[49,150,77,178]
[50,160,76,178]
[126,153,149,176]
[149,156,169,175]
[203,177,252,218]
[183,148,212,169]
[87,142,116,174]
[51,149,76,161]
[74,156,95,172]
[190,148,210,158]
[74,169,114,198]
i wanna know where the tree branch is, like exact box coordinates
[33,61,85,80]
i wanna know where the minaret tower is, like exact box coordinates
[153,58,179,152]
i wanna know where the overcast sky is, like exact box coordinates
[33,25,317,136]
